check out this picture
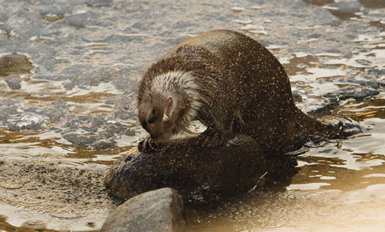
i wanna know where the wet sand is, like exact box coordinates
[0,157,113,231]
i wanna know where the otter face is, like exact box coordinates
[138,93,182,140]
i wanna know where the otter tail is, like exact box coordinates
[293,108,362,141]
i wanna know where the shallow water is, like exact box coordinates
[0,0,384,231]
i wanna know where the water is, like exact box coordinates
[0,0,384,231]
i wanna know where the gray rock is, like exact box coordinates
[63,133,97,146]
[303,0,334,6]
[8,112,45,131]
[101,188,185,232]
[328,1,362,20]
[5,75,21,89]
[86,0,113,7]
[64,14,88,29]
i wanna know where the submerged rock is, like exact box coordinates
[5,75,21,89]
[303,0,334,6]
[104,134,296,206]
[0,53,33,76]
[101,188,185,232]
[8,112,45,131]
[327,1,362,20]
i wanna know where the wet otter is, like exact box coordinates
[138,29,342,152]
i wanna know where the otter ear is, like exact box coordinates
[163,97,173,123]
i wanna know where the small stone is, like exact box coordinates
[5,75,21,89]
[101,188,185,232]
[303,0,334,6]
[85,0,113,7]
[86,222,96,228]
[64,14,87,29]
[21,220,47,230]
[8,112,45,131]
[328,1,361,20]
[0,53,33,76]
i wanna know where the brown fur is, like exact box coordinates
[138,29,339,152]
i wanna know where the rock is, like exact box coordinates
[327,1,362,20]
[64,14,88,29]
[5,75,21,89]
[8,112,45,131]
[303,0,334,6]
[0,53,33,76]
[358,0,385,9]
[86,0,113,7]
[101,188,185,232]
[104,134,294,205]
[21,220,47,230]
[63,133,97,146]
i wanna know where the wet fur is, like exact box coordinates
[138,29,342,152]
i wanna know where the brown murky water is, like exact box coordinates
[0,0,384,231]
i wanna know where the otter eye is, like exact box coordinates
[147,109,157,124]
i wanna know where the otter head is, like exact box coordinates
[138,91,187,140]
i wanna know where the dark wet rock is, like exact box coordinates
[0,53,33,76]
[93,139,116,150]
[303,0,334,6]
[358,0,385,9]
[101,188,185,232]
[63,133,97,146]
[327,1,362,20]
[49,127,63,133]
[5,75,21,89]
[105,134,277,205]
[369,20,385,32]
[91,116,107,131]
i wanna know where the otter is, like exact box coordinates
[138,29,342,152]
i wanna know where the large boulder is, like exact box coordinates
[104,134,296,205]
[101,187,184,232]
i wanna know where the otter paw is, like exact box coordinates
[138,137,163,153]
